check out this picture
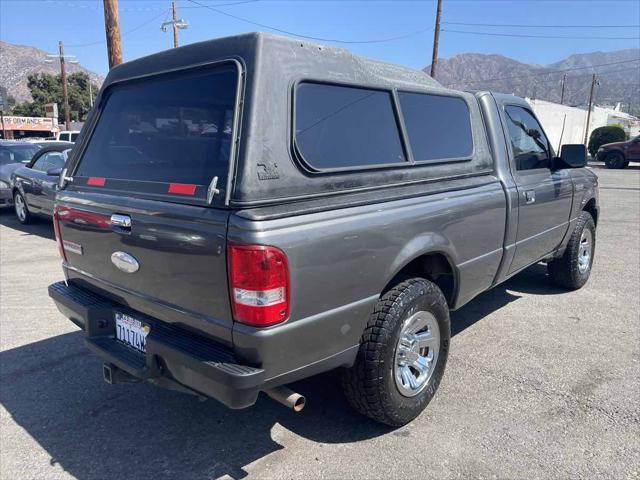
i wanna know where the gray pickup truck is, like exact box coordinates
[48,33,599,426]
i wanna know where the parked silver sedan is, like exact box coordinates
[0,141,42,208]
[11,144,72,224]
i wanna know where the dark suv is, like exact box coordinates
[596,135,640,169]
[48,33,598,426]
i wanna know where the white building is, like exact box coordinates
[526,98,639,151]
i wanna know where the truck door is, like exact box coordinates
[503,104,573,274]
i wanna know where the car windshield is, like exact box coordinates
[0,144,41,166]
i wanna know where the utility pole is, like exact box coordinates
[429,0,443,79]
[0,92,6,139]
[46,42,78,131]
[89,82,94,108]
[103,0,122,69]
[0,109,6,140]
[583,74,599,145]
[59,41,71,131]
[172,1,179,48]
[560,73,567,105]
[162,2,188,48]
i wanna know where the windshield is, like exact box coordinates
[75,64,238,201]
[0,144,41,166]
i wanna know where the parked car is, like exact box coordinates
[596,135,640,169]
[46,130,81,143]
[0,141,42,208]
[48,33,599,426]
[11,144,72,223]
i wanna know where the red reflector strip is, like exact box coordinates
[168,183,196,195]
[87,177,106,186]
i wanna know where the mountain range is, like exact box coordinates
[426,48,639,112]
[1,40,638,114]
[0,41,104,104]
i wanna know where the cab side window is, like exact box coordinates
[505,105,551,171]
[33,152,65,172]
[45,152,66,171]
[31,154,50,172]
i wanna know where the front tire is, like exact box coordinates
[548,211,595,290]
[604,151,626,169]
[13,191,33,225]
[342,278,450,426]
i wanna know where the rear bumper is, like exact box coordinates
[48,281,265,409]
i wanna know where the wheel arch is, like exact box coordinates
[583,197,598,226]
[11,183,25,197]
[605,148,626,159]
[383,244,459,308]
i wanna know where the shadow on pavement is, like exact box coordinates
[451,262,565,336]
[0,263,565,480]
[0,209,55,240]
[0,331,389,480]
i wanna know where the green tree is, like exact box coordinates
[10,72,99,123]
[588,126,627,158]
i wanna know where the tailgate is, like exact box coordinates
[52,62,242,344]
[56,192,233,344]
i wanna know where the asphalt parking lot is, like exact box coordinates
[1,164,638,480]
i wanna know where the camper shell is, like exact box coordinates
[66,32,493,208]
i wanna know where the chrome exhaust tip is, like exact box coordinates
[264,386,306,412]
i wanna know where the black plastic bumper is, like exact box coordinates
[48,281,265,409]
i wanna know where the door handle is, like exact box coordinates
[524,190,536,204]
[110,213,132,233]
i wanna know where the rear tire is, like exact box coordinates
[604,151,626,169]
[13,191,33,225]
[548,211,595,290]
[342,278,450,426]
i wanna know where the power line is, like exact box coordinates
[441,28,640,40]
[446,58,640,87]
[442,21,640,28]
[516,66,640,87]
[186,0,432,43]
[41,0,257,12]
[180,0,259,9]
[67,10,167,47]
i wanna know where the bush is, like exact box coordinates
[588,126,626,157]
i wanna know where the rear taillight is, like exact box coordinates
[52,205,67,261]
[227,244,290,327]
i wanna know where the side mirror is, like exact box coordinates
[527,128,541,139]
[553,144,587,169]
[46,167,63,176]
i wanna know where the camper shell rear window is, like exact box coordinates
[73,63,239,202]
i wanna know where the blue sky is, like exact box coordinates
[1,0,639,75]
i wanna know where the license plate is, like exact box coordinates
[115,313,150,354]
